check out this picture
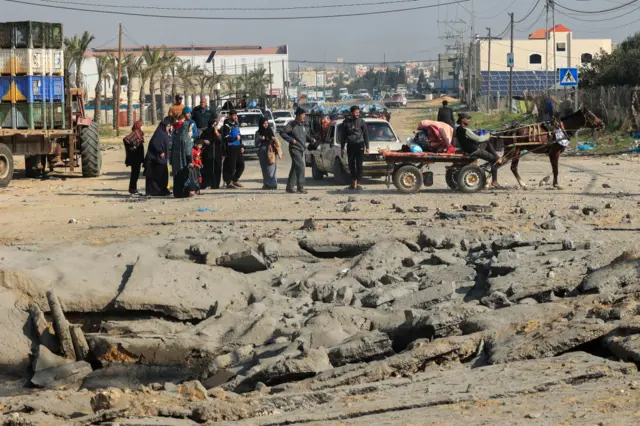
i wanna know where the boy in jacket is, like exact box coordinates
[340,105,370,190]
[281,107,315,194]
[221,110,245,189]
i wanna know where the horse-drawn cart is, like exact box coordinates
[383,151,487,194]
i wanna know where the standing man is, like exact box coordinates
[281,107,314,194]
[221,110,245,189]
[437,100,455,128]
[192,98,214,138]
[340,105,369,191]
[168,95,185,123]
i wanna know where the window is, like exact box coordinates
[556,42,566,52]
[581,53,593,64]
[529,54,542,64]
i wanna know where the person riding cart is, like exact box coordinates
[455,112,503,188]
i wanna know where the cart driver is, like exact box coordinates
[455,112,502,188]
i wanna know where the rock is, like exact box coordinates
[578,251,640,295]
[491,232,524,251]
[602,183,612,189]
[68,218,77,224]
[418,229,460,250]
[216,249,268,274]
[370,199,381,205]
[348,240,412,286]
[540,218,565,232]
[178,380,209,400]
[90,388,128,412]
[207,387,228,399]
[393,281,457,309]
[31,360,92,389]
[462,303,571,333]
[70,325,90,361]
[562,239,575,251]
[605,203,613,209]
[437,211,467,220]
[301,218,317,231]
[343,203,357,213]
[255,381,270,393]
[32,345,71,373]
[395,206,406,213]
[429,251,462,266]
[413,206,429,213]
[82,364,194,391]
[327,331,394,366]
[380,274,403,285]
[462,205,493,213]
[481,291,514,309]
[398,304,489,342]
[299,234,377,258]
[360,283,419,307]
[582,206,599,215]
[243,347,333,388]
[603,324,640,363]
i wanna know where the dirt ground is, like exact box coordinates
[1,104,639,247]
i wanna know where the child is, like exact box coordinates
[192,142,203,195]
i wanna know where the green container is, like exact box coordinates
[13,21,46,49]
[14,103,29,128]
[50,102,65,129]
[0,103,14,127]
[46,23,63,49]
[0,23,12,49]
[31,103,47,129]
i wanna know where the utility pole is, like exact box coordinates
[268,61,273,110]
[545,0,549,92]
[508,12,514,112]
[470,0,475,107]
[551,0,557,97]
[115,23,123,136]
[486,27,491,112]
[282,59,286,108]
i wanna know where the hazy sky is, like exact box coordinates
[3,0,639,64]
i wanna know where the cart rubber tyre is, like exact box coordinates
[445,168,459,190]
[25,155,42,178]
[457,164,486,193]
[0,143,14,188]
[393,165,423,194]
[333,158,351,185]
[311,158,324,180]
[80,122,102,177]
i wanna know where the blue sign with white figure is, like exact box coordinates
[559,68,578,87]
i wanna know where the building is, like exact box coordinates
[436,53,460,94]
[475,25,612,96]
[81,44,290,107]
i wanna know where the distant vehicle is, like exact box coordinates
[353,89,372,100]
[396,84,408,96]
[273,110,294,131]
[384,93,407,108]
[339,88,349,97]
[236,109,264,156]
[308,118,402,184]
[261,108,277,129]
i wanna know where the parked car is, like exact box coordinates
[273,110,294,131]
[261,108,277,129]
[353,89,372,100]
[384,93,407,108]
[236,109,263,155]
[308,118,402,184]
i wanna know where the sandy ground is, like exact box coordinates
[1,106,639,247]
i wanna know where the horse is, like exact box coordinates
[491,108,604,189]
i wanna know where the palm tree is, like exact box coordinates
[142,45,163,125]
[123,54,141,126]
[225,75,245,99]
[208,72,225,110]
[194,69,212,100]
[247,68,272,97]
[169,59,184,102]
[62,37,76,89]
[64,31,95,93]
[136,56,150,125]
[106,54,121,130]
[93,55,113,124]
[158,51,179,120]
[178,62,199,107]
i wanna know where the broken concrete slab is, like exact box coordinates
[603,323,640,363]
[81,364,196,391]
[33,345,73,373]
[31,360,92,389]
[327,331,394,366]
[216,249,269,274]
[298,233,378,258]
[360,283,419,308]
[461,303,572,333]
[578,252,640,295]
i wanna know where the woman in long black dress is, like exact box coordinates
[123,120,145,195]
[145,118,171,196]
[200,118,224,189]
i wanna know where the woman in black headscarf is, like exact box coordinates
[145,117,171,196]
[200,117,225,189]
[256,116,281,190]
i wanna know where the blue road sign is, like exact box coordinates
[559,68,578,87]
[507,53,514,68]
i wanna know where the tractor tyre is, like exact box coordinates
[0,143,14,187]
[25,155,42,178]
[79,122,102,178]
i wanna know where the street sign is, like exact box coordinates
[269,88,281,96]
[507,53,514,68]
[559,68,578,87]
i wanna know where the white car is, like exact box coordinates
[309,118,402,184]
[273,110,294,131]
[236,110,263,155]
[353,89,372,100]
[261,109,277,130]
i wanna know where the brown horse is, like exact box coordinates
[492,108,604,189]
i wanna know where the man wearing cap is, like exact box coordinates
[340,105,369,191]
[280,107,315,194]
[455,112,502,187]
[168,95,185,123]
[221,110,245,189]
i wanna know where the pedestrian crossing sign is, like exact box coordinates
[559,68,578,87]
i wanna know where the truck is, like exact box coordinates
[0,21,101,187]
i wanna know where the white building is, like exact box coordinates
[82,44,290,107]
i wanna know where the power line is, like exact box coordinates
[34,0,436,11]
[554,5,640,22]
[514,0,542,23]
[515,5,546,33]
[554,0,638,14]
[476,0,517,20]
[6,0,471,20]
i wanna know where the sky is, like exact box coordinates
[3,0,640,65]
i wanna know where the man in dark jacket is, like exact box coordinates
[200,117,224,189]
[221,110,245,189]
[192,98,215,137]
[340,105,370,191]
[281,107,315,194]
[455,112,502,187]
[437,100,455,128]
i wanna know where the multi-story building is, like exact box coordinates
[475,25,612,96]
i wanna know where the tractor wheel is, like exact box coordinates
[457,164,486,193]
[393,165,423,194]
[311,158,324,180]
[79,122,102,178]
[25,155,42,178]
[445,168,459,190]
[333,158,351,185]
[0,143,14,187]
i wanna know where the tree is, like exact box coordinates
[208,72,225,110]
[169,59,183,102]
[93,55,113,124]
[123,54,141,126]
[105,54,122,130]
[247,68,272,97]
[158,51,179,120]
[142,45,163,125]
[64,31,95,93]
[178,62,199,106]
[137,56,150,125]
[580,33,640,87]
[194,69,212,100]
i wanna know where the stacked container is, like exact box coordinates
[0,21,65,129]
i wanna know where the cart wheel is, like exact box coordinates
[445,168,459,190]
[393,165,423,194]
[457,164,486,193]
